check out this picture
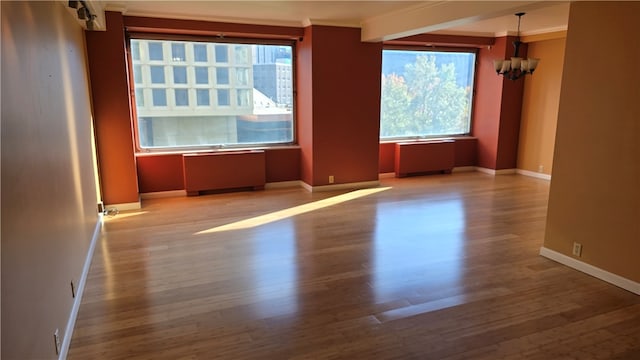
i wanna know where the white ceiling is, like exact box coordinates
[104,0,570,39]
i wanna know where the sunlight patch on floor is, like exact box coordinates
[196,187,391,234]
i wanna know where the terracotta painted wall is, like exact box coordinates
[517,37,565,175]
[544,1,640,282]
[496,37,527,170]
[1,2,99,358]
[265,148,301,183]
[85,11,139,206]
[473,38,504,169]
[137,154,184,192]
[297,26,314,185]
[304,25,382,186]
[473,36,526,170]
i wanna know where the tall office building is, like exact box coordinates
[130,40,254,147]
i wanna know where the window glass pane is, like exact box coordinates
[148,42,163,60]
[196,89,210,106]
[216,67,229,85]
[194,44,207,62]
[171,43,186,62]
[195,67,208,84]
[235,45,250,64]
[215,45,228,62]
[131,39,294,149]
[217,89,230,106]
[150,66,165,84]
[380,50,475,138]
[175,89,188,106]
[237,89,251,107]
[173,66,187,84]
[133,65,143,84]
[131,41,140,60]
[135,88,144,107]
[152,89,166,106]
[236,68,249,86]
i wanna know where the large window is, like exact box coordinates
[130,38,294,150]
[380,49,475,139]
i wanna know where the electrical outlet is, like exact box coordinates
[54,329,61,355]
[538,165,544,173]
[572,242,582,257]
[328,175,334,184]
[71,280,76,298]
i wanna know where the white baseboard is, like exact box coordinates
[265,180,302,189]
[105,201,141,211]
[452,166,476,173]
[301,180,380,193]
[59,215,103,360]
[476,167,517,175]
[378,172,396,179]
[539,247,640,295]
[140,190,187,199]
[516,169,551,181]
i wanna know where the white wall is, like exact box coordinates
[1,2,100,358]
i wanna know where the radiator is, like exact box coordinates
[395,140,455,178]
[182,150,266,196]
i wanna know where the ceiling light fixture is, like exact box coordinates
[494,13,540,80]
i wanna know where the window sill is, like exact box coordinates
[380,135,477,144]
[135,145,301,157]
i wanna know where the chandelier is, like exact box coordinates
[494,13,540,80]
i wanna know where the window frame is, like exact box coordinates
[380,45,478,142]
[126,32,297,153]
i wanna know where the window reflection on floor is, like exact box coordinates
[372,198,465,302]
[249,218,298,318]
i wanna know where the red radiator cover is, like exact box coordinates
[183,151,266,196]
[394,140,455,177]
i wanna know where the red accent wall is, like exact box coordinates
[303,25,382,186]
[124,16,304,39]
[85,12,139,205]
[379,143,396,173]
[297,26,314,185]
[265,148,301,182]
[497,39,527,170]
[137,154,184,192]
[454,137,478,166]
[472,36,525,170]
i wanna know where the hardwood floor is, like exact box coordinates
[68,172,640,359]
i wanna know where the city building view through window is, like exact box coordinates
[380,49,476,139]
[130,39,294,149]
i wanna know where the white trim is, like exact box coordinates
[140,190,187,199]
[265,181,302,189]
[105,201,141,211]
[516,169,551,181]
[300,181,313,192]
[539,247,640,295]
[378,172,396,179]
[452,166,476,173]
[475,167,517,175]
[59,216,103,360]
[301,180,381,193]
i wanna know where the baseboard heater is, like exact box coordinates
[183,150,266,196]
[395,140,455,177]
